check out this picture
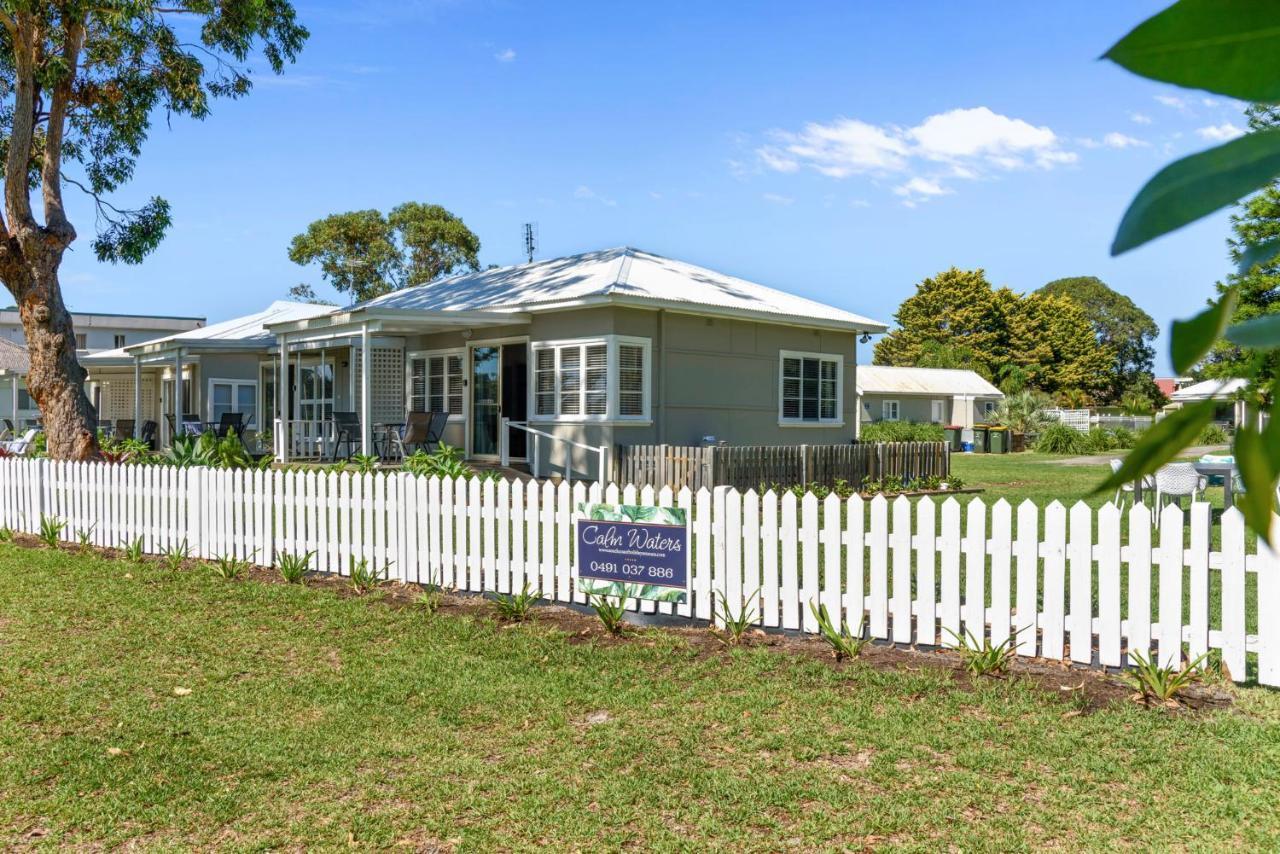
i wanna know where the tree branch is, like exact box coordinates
[3,12,38,235]
[40,12,86,244]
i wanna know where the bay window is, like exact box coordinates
[779,351,842,425]
[531,336,650,422]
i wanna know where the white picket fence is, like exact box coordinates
[1,458,1277,686]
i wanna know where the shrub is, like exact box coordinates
[590,591,629,635]
[121,536,144,563]
[210,554,249,580]
[403,443,474,479]
[348,556,386,593]
[1121,650,1208,707]
[946,628,1021,676]
[493,581,540,621]
[162,540,190,572]
[1198,423,1230,445]
[277,551,314,584]
[1085,427,1119,453]
[1111,426,1137,449]
[713,590,759,646]
[76,526,95,549]
[859,421,945,443]
[1035,423,1089,455]
[0,525,13,543]
[810,601,869,661]
[38,515,65,548]
[990,389,1053,435]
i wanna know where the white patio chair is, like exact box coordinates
[3,428,38,456]
[1153,462,1207,526]
[1109,459,1155,512]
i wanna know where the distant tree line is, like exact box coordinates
[873,268,1162,412]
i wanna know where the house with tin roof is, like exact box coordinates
[856,365,1004,428]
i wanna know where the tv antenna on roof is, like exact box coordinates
[522,222,538,263]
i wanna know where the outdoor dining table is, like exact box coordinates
[1194,460,1241,510]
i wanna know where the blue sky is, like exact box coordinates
[55,1,1245,372]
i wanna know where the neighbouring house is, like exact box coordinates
[0,338,32,429]
[0,306,204,354]
[856,365,1004,429]
[264,247,888,477]
[1153,376,1193,399]
[82,301,334,445]
[1167,377,1251,427]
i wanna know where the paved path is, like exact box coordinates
[1048,445,1228,467]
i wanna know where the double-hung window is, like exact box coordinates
[407,350,464,417]
[531,336,650,422]
[882,400,900,422]
[779,351,842,424]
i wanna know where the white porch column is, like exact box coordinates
[277,333,289,460]
[10,376,16,426]
[360,322,372,456]
[174,348,183,435]
[132,357,142,438]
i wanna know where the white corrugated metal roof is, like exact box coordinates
[352,247,887,331]
[856,365,1003,397]
[1170,377,1248,401]
[84,301,332,362]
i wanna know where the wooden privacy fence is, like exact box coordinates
[1,458,1277,686]
[613,441,949,491]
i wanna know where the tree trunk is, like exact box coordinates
[11,250,98,460]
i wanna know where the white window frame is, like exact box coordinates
[529,335,651,424]
[406,348,466,421]
[931,399,945,424]
[113,333,127,349]
[778,350,844,427]
[206,378,258,426]
[882,399,900,422]
[982,400,998,417]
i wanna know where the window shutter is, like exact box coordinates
[619,343,645,417]
[446,355,464,415]
[410,358,427,412]
[559,346,581,415]
[427,356,445,413]
[534,348,555,416]
[584,344,608,415]
[781,357,801,419]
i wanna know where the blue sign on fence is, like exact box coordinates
[575,503,689,604]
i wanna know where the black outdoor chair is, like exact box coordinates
[139,420,158,450]
[1,418,13,441]
[115,419,136,442]
[214,411,245,441]
[384,412,432,460]
[329,411,361,461]
[425,411,449,452]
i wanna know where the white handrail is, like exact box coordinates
[500,418,609,486]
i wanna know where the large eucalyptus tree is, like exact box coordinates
[0,1,306,458]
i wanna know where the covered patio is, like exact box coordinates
[265,305,530,462]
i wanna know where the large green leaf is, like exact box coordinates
[1236,236,1280,274]
[1225,313,1280,349]
[1233,424,1279,544]
[1095,399,1218,494]
[1112,130,1280,255]
[1103,0,1280,102]
[1170,288,1238,374]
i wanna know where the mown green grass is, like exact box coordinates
[1,545,1279,849]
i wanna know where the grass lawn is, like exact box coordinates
[2,544,1280,849]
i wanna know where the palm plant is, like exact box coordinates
[990,389,1052,435]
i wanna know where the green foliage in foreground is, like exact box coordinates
[0,548,1278,849]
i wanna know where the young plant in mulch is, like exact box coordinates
[1120,651,1209,708]
[277,551,314,585]
[162,540,190,572]
[0,525,13,543]
[810,601,870,661]
[415,586,443,616]
[493,581,540,622]
[590,591,629,636]
[38,515,66,548]
[210,553,249,581]
[714,589,759,646]
[76,525,95,551]
[348,556,387,594]
[945,628,1021,677]
[121,536,144,564]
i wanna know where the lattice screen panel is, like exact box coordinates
[101,377,156,423]
[354,346,405,425]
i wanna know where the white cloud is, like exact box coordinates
[1102,132,1149,149]
[573,185,616,207]
[495,48,516,62]
[755,106,1074,202]
[893,177,953,207]
[762,192,795,206]
[849,198,871,208]
[1129,111,1153,125]
[1155,94,1188,110]
[1197,122,1245,142]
